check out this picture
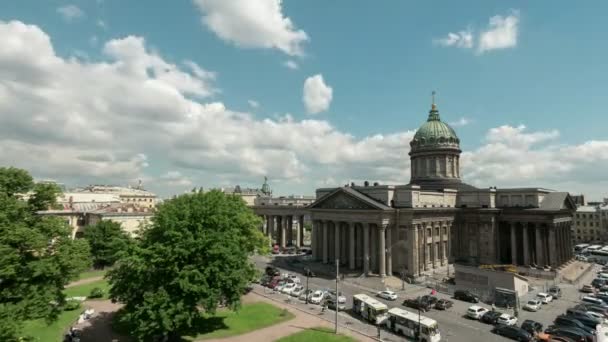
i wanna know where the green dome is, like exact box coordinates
[410,104,459,149]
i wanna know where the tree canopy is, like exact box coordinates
[107,191,268,341]
[0,167,91,340]
[84,220,133,269]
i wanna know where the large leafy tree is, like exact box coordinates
[84,220,133,269]
[28,182,63,211]
[0,167,91,340]
[108,191,268,341]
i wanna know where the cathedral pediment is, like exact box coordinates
[310,187,391,210]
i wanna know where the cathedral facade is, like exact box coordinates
[307,101,575,278]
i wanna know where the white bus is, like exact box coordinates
[352,294,389,325]
[586,245,603,254]
[588,250,608,264]
[575,244,590,253]
[386,307,441,342]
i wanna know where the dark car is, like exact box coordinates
[554,315,595,335]
[420,295,439,307]
[435,299,453,310]
[326,298,346,311]
[521,319,543,335]
[402,298,432,312]
[565,310,602,329]
[591,278,606,288]
[545,326,589,342]
[480,311,502,325]
[549,286,562,299]
[492,325,533,341]
[454,290,479,303]
[265,266,280,276]
[575,303,608,317]
[304,269,316,277]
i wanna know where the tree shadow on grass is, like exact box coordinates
[180,315,229,341]
[77,312,131,342]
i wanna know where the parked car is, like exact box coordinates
[281,283,298,295]
[580,285,595,293]
[553,315,595,335]
[454,290,479,303]
[286,275,301,284]
[480,311,502,324]
[591,278,606,288]
[581,296,608,307]
[524,299,542,312]
[565,309,602,329]
[492,325,533,341]
[309,290,325,304]
[298,289,314,301]
[545,326,590,342]
[575,303,608,317]
[403,298,432,312]
[290,286,304,298]
[466,305,489,320]
[435,299,453,310]
[497,313,518,326]
[420,295,439,307]
[327,290,346,304]
[326,298,346,311]
[265,266,280,276]
[377,290,398,301]
[537,292,553,304]
[549,286,562,299]
[521,319,543,336]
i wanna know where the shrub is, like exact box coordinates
[89,287,104,299]
[64,300,81,311]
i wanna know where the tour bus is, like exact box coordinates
[386,307,441,342]
[575,244,590,253]
[352,294,389,325]
[585,245,603,254]
[587,250,608,264]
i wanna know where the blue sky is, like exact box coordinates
[1,1,607,200]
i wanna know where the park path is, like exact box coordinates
[201,292,376,342]
[66,275,104,288]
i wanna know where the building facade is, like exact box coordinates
[306,101,575,278]
[572,204,608,244]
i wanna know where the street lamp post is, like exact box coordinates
[305,267,310,304]
[335,258,339,334]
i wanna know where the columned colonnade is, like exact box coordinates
[260,214,306,248]
[501,221,573,268]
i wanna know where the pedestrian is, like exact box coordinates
[431,288,437,296]
[491,303,496,312]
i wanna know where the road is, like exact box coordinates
[252,254,602,342]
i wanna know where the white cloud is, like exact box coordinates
[248,100,259,108]
[97,19,107,29]
[302,74,333,114]
[449,117,473,127]
[57,5,85,22]
[478,11,519,53]
[435,30,473,49]
[4,20,608,200]
[193,0,309,56]
[284,60,299,70]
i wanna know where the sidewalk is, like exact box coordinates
[66,276,105,288]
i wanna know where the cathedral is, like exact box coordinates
[307,100,576,278]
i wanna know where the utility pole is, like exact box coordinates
[335,258,339,334]
[305,268,310,304]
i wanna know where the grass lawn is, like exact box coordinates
[21,307,84,341]
[64,279,110,300]
[185,302,294,340]
[76,268,108,280]
[276,327,357,342]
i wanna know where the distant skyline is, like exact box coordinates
[1,1,608,199]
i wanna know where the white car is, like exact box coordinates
[377,290,398,301]
[291,286,304,297]
[281,283,297,295]
[466,305,489,320]
[536,292,553,304]
[523,299,542,312]
[275,282,287,292]
[497,313,518,326]
[299,289,314,301]
[309,290,325,304]
[286,275,301,284]
[327,290,346,304]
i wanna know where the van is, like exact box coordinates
[582,296,607,307]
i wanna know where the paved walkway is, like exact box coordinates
[66,276,104,288]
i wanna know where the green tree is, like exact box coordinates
[27,182,63,211]
[84,220,133,269]
[0,167,91,341]
[107,191,268,341]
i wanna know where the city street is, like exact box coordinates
[253,254,603,342]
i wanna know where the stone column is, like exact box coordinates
[295,217,301,248]
[335,221,341,263]
[523,223,530,266]
[322,221,328,264]
[349,222,355,270]
[441,225,446,266]
[311,221,317,260]
[447,223,452,263]
[431,223,437,268]
[423,225,428,271]
[299,215,305,247]
[280,216,287,248]
[408,225,419,276]
[386,225,392,276]
[510,222,517,265]
[287,216,293,247]
[370,226,377,273]
[363,223,370,275]
[341,224,347,263]
[379,224,387,278]
[267,216,273,245]
[549,225,557,267]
